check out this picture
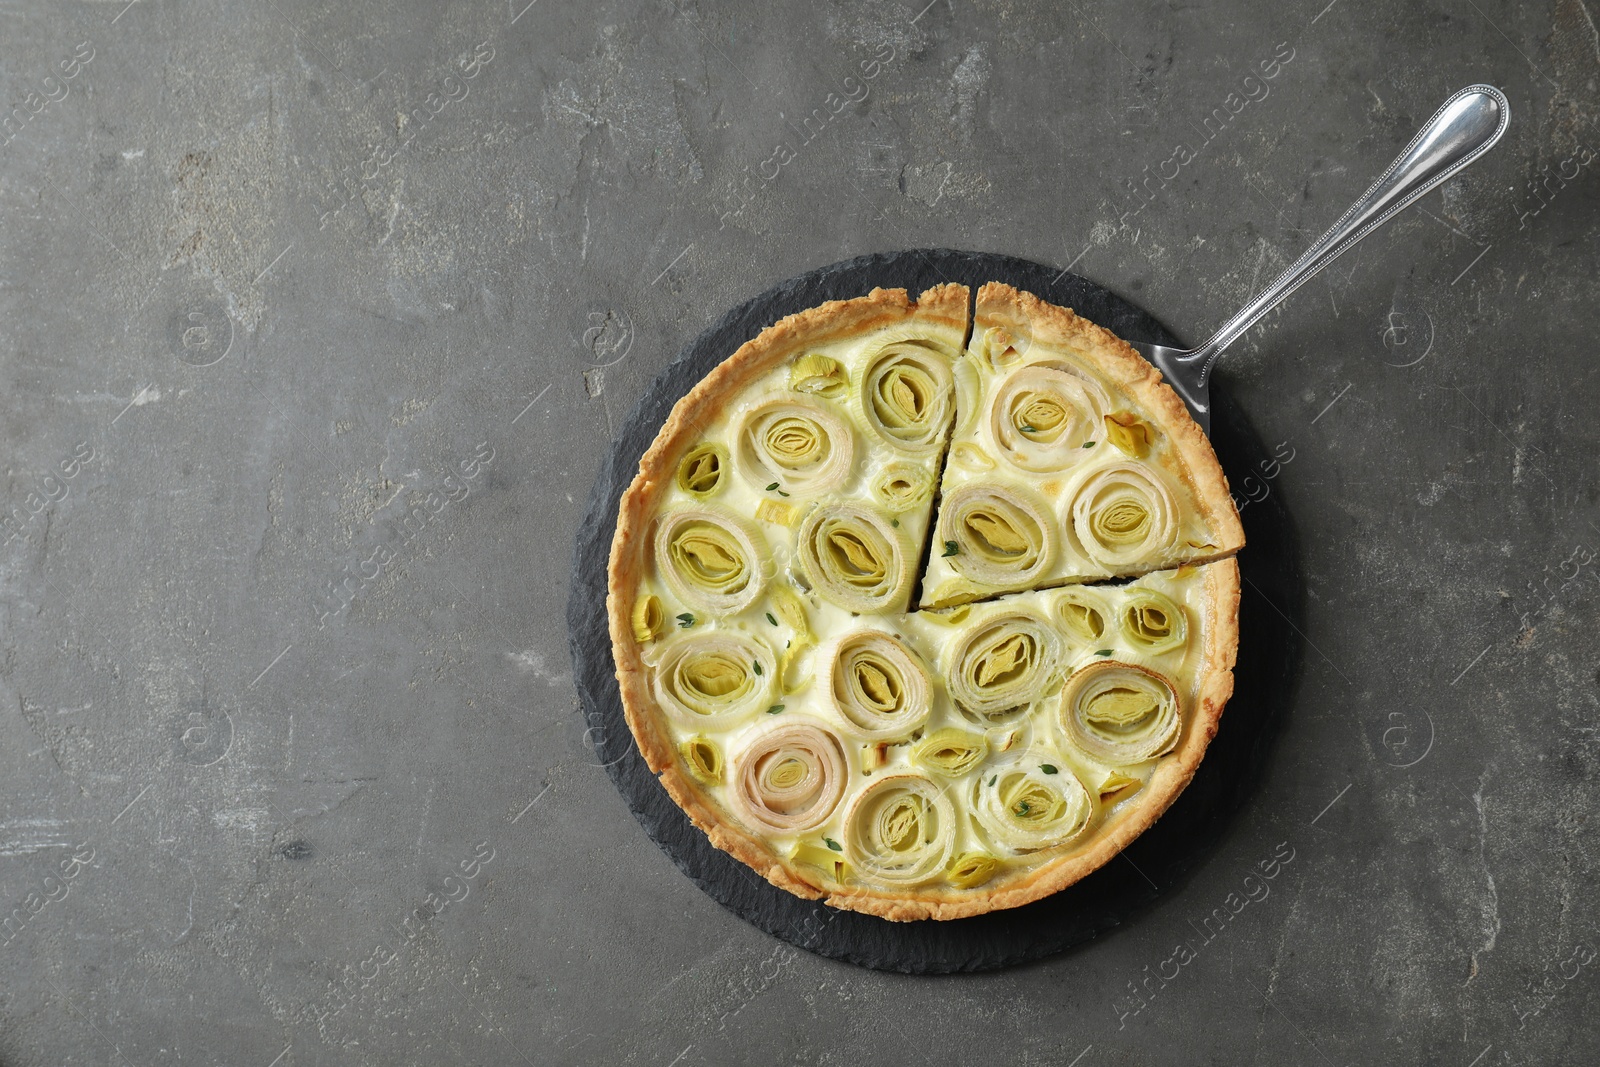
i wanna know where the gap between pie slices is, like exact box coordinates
[606,282,1244,922]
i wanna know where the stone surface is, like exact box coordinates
[0,0,1596,1063]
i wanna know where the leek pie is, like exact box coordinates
[608,283,1243,920]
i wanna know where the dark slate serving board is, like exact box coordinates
[567,249,1304,973]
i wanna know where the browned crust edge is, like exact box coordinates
[606,285,972,912]
[976,281,1246,557]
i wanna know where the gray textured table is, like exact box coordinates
[1,1,1596,1064]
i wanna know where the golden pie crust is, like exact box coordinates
[607,283,1243,921]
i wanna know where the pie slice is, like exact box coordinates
[818,560,1238,918]
[607,279,1246,922]
[918,282,1245,608]
[622,285,968,636]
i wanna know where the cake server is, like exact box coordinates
[1125,83,1510,436]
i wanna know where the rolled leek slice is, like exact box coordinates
[790,353,847,398]
[652,631,776,730]
[860,340,955,454]
[653,508,766,615]
[947,851,1000,889]
[676,442,727,497]
[1117,589,1187,655]
[972,762,1094,852]
[827,630,933,739]
[769,585,811,635]
[1054,587,1109,645]
[938,483,1054,587]
[1067,462,1178,569]
[1060,660,1182,764]
[796,504,911,613]
[679,735,724,785]
[843,774,955,886]
[947,609,1061,723]
[736,396,853,496]
[732,720,848,833]
[910,726,988,777]
[631,594,667,643]
[871,462,934,514]
[989,362,1112,472]
[1104,410,1155,458]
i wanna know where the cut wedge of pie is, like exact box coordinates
[920,283,1244,607]
[608,282,1243,921]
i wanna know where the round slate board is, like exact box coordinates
[567,249,1304,973]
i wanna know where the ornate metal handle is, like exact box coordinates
[1184,84,1510,384]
